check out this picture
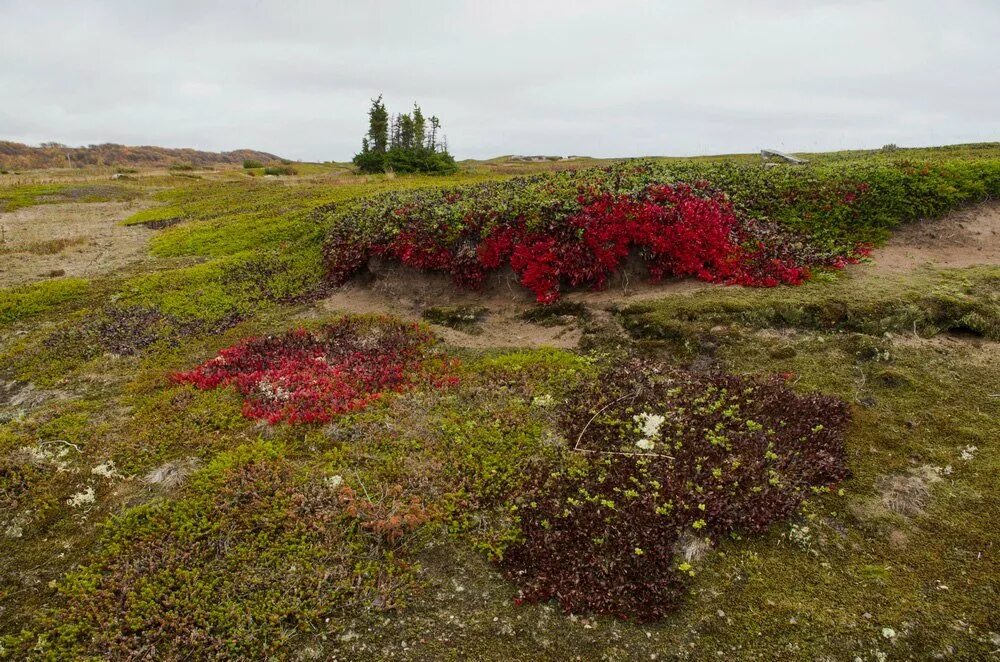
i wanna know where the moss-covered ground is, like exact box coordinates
[1,155,997,660]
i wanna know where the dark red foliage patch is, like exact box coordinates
[500,360,851,620]
[172,317,457,424]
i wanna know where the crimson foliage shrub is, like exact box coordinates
[173,317,457,424]
[323,164,872,303]
[500,360,851,620]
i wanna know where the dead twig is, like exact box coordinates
[39,439,83,453]
[573,389,673,460]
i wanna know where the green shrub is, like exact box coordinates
[242,159,263,169]
[263,165,297,176]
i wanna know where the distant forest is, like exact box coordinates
[353,96,457,174]
[0,141,281,170]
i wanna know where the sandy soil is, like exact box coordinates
[870,200,1000,272]
[313,256,715,349]
[0,201,153,287]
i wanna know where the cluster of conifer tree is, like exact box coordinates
[353,95,457,174]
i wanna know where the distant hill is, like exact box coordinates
[0,141,283,170]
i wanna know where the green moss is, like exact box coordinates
[619,266,1000,341]
[422,305,488,332]
[0,183,139,212]
[0,278,91,327]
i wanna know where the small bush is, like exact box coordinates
[168,162,195,171]
[500,359,851,620]
[263,165,297,176]
[242,159,263,169]
[173,317,458,424]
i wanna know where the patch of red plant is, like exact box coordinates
[172,317,457,424]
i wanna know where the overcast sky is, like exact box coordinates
[1,0,997,161]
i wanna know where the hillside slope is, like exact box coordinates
[0,141,282,170]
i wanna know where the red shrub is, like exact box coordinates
[172,318,457,424]
[325,181,861,303]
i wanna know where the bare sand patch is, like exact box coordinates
[869,201,1000,273]
[0,200,153,287]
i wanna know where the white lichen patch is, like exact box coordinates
[3,512,31,539]
[788,523,813,550]
[532,394,555,407]
[66,485,96,508]
[959,445,978,462]
[633,412,665,450]
[258,380,292,402]
[16,443,75,472]
[91,460,123,480]
[325,474,344,489]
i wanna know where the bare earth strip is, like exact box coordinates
[0,201,153,288]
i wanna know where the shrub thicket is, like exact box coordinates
[323,158,1000,302]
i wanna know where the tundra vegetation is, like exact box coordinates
[0,143,998,660]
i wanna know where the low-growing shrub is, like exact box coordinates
[264,165,297,176]
[520,301,592,326]
[619,266,1000,341]
[173,317,458,424]
[168,162,195,171]
[322,157,1000,303]
[242,159,263,169]
[43,305,183,359]
[8,443,431,659]
[500,359,851,620]
[325,177,862,303]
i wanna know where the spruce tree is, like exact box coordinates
[412,105,426,152]
[353,97,457,174]
[367,95,388,153]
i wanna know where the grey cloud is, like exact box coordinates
[0,0,996,160]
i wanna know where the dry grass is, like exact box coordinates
[0,236,88,256]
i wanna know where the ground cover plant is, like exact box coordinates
[323,156,999,302]
[10,442,433,659]
[173,316,457,423]
[0,183,141,212]
[618,265,1000,342]
[501,359,851,619]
